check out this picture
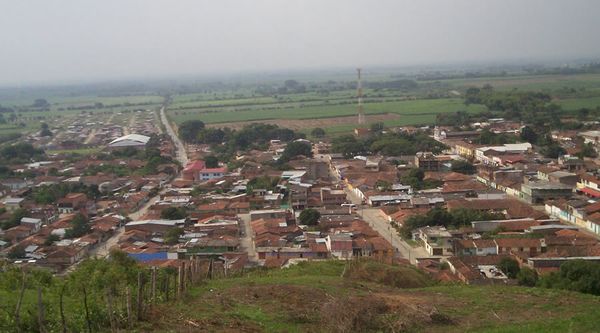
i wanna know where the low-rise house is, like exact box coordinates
[415,152,448,172]
[577,174,600,199]
[43,245,87,268]
[20,217,42,233]
[495,238,546,257]
[521,181,573,204]
[125,219,186,234]
[3,197,25,212]
[325,233,353,259]
[320,187,347,206]
[455,239,498,256]
[579,130,600,146]
[250,209,289,221]
[57,193,88,214]
[414,226,453,256]
[182,160,227,182]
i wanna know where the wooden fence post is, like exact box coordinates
[164,274,170,301]
[151,267,157,303]
[37,286,47,333]
[136,271,144,321]
[106,289,116,333]
[177,264,183,298]
[82,286,92,333]
[126,287,132,328]
[59,283,67,333]
[14,269,26,333]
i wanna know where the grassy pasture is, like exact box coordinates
[434,73,600,92]
[142,260,600,333]
[169,98,486,125]
[557,96,600,111]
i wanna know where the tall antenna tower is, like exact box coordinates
[356,68,365,125]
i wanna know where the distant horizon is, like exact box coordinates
[2,55,599,91]
[3,0,600,88]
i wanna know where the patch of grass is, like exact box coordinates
[150,260,600,333]
[169,98,486,125]
[46,147,102,155]
[557,95,600,111]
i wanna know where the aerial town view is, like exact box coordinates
[2,1,600,332]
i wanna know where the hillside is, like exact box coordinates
[139,260,600,333]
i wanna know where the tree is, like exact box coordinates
[44,234,60,246]
[311,128,326,138]
[407,168,425,181]
[539,260,600,295]
[2,208,27,230]
[498,258,520,279]
[282,141,312,160]
[517,267,538,286]
[7,246,25,259]
[160,207,187,220]
[541,144,566,159]
[1,142,45,161]
[178,120,205,143]
[578,143,598,158]
[204,155,219,168]
[33,98,49,108]
[64,214,90,239]
[450,160,476,174]
[164,227,184,245]
[40,122,53,137]
[370,122,384,133]
[298,209,321,226]
[199,128,225,144]
[331,135,367,158]
[519,126,537,144]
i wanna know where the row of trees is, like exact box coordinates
[331,132,446,158]
[399,208,504,238]
[498,259,600,295]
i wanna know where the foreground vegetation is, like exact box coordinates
[142,260,600,333]
[2,256,600,332]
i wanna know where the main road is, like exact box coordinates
[90,105,189,259]
[344,188,429,264]
[160,105,188,166]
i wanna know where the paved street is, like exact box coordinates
[344,188,429,264]
[90,194,162,258]
[160,105,188,166]
[89,106,187,259]
[237,213,259,264]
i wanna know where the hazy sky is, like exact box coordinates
[1,0,600,86]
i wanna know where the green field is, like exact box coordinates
[168,98,487,125]
[1,94,163,108]
[142,260,600,333]
[436,73,600,92]
[557,96,600,111]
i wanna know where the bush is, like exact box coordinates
[298,209,320,226]
[160,207,187,220]
[517,267,538,286]
[498,258,520,279]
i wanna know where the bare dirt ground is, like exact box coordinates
[206,113,401,131]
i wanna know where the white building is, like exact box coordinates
[108,134,150,148]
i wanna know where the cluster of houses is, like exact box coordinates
[375,122,600,283]
[2,115,600,286]
[0,133,178,271]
